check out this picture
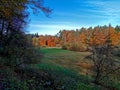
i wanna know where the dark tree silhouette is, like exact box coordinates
[90,26,120,88]
[0,0,51,67]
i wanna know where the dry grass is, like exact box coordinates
[77,62,94,69]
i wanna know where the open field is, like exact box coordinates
[29,48,120,90]
[34,48,93,75]
[1,47,120,90]
[30,48,99,90]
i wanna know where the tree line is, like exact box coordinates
[32,25,120,51]
[32,35,60,47]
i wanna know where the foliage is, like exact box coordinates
[0,1,51,89]
[0,0,51,67]
[88,26,120,89]
[77,82,100,90]
[32,35,60,47]
[33,25,120,52]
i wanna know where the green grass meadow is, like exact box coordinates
[1,47,119,90]
[30,48,100,90]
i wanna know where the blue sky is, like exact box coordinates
[27,0,120,35]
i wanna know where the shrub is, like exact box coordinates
[62,44,69,50]
[0,32,43,68]
[68,43,87,52]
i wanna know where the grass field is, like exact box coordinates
[1,47,120,90]
[41,48,93,74]
[30,48,101,90]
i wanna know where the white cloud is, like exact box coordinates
[31,21,73,25]
[85,0,120,17]
[30,24,80,29]
[78,0,120,25]
[27,23,81,35]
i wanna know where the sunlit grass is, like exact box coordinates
[30,48,100,90]
[30,47,120,90]
[39,48,91,72]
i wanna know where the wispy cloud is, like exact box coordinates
[74,0,120,26]
[85,0,120,17]
[55,12,105,18]
[27,23,81,35]
[31,21,73,25]
[28,0,120,35]
[30,24,80,29]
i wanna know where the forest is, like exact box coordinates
[0,0,120,90]
[32,25,120,51]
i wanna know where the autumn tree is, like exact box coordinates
[89,26,120,88]
[36,35,60,47]
[0,0,51,67]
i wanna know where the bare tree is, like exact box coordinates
[90,28,120,88]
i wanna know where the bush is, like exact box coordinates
[77,82,100,90]
[62,44,69,50]
[68,43,87,52]
[0,32,43,68]
[112,47,120,57]
[62,43,87,52]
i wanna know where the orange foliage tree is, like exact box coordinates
[32,35,60,47]
[32,25,120,51]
